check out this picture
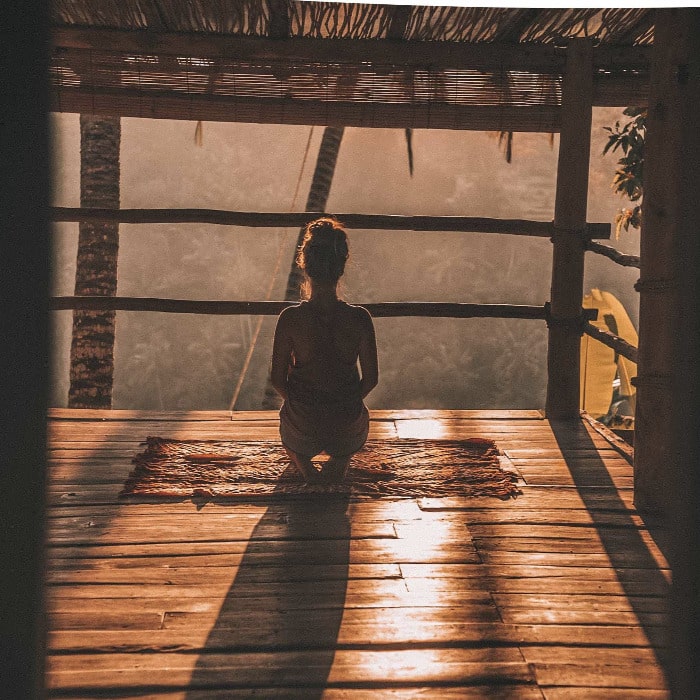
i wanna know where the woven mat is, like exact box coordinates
[120,437,520,500]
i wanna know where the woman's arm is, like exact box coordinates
[270,311,293,401]
[358,309,378,399]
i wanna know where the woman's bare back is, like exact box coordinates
[272,300,377,402]
[269,217,378,479]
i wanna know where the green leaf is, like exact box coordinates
[603,107,646,215]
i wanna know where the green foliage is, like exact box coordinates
[602,106,646,236]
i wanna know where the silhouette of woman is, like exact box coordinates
[271,218,378,483]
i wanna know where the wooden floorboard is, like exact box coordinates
[44,409,669,698]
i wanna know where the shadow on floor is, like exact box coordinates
[185,476,351,697]
[550,419,671,678]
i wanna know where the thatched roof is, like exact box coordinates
[50,3,653,131]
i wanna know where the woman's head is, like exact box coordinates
[297,218,349,289]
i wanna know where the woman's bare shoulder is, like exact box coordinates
[277,303,304,327]
[345,302,371,315]
[342,303,373,327]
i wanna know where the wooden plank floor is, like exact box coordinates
[45,409,670,699]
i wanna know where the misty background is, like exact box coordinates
[50,108,641,410]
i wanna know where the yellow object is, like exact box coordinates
[580,289,638,419]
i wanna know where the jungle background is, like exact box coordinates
[50,107,640,410]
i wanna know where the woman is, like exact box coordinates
[271,218,378,483]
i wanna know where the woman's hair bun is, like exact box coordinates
[310,219,335,234]
[297,217,349,285]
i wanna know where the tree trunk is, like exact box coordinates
[68,115,120,408]
[282,126,345,300]
[261,126,345,409]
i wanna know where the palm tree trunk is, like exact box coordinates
[261,126,345,409]
[68,115,120,408]
[283,126,345,300]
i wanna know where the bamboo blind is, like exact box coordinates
[52,49,564,107]
[49,3,653,129]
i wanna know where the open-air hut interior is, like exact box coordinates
[3,3,699,697]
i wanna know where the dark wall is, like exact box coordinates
[1,2,51,697]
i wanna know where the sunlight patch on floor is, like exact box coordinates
[395,419,449,439]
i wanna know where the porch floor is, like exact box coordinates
[46,409,670,698]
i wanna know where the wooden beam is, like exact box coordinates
[49,87,563,133]
[51,27,566,71]
[592,44,652,107]
[49,207,611,239]
[545,39,594,419]
[49,297,549,319]
[50,26,652,73]
[1,1,51,697]
[593,73,650,107]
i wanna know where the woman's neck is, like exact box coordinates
[308,280,339,307]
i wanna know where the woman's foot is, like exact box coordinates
[285,448,323,484]
[321,455,351,484]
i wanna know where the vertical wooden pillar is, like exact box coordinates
[639,9,700,697]
[0,2,50,697]
[545,39,593,419]
[633,12,689,516]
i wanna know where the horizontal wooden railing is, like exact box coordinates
[584,240,640,268]
[50,297,555,319]
[50,207,611,239]
[580,241,640,363]
[583,321,638,363]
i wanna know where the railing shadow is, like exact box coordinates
[185,477,351,697]
[549,419,671,677]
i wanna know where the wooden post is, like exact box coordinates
[0,2,50,697]
[545,39,593,419]
[633,11,690,517]
[637,9,700,697]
